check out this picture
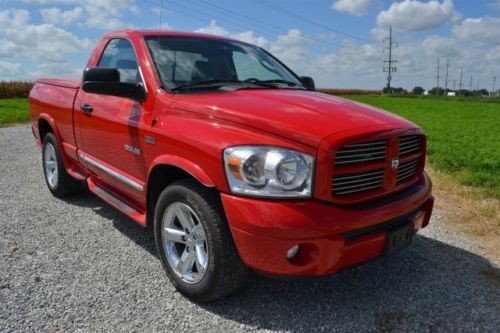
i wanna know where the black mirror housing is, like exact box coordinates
[83,67,120,82]
[300,76,316,91]
[82,67,146,101]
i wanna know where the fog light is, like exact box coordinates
[286,245,300,260]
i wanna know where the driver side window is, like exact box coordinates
[98,39,140,84]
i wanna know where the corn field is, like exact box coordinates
[0,81,34,99]
[319,88,381,96]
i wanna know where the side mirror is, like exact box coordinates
[300,76,316,91]
[82,68,146,101]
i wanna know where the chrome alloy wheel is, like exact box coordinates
[162,202,209,284]
[44,142,58,189]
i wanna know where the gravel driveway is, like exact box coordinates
[1,125,499,332]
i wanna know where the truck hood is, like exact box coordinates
[171,89,415,147]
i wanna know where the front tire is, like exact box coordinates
[154,179,248,302]
[42,132,80,198]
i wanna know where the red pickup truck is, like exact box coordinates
[30,30,434,302]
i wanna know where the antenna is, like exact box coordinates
[159,0,164,29]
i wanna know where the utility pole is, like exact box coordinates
[469,74,473,92]
[493,76,497,96]
[383,26,398,92]
[458,67,463,96]
[452,80,457,91]
[444,59,450,95]
[436,59,440,95]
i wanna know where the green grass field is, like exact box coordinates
[345,95,500,199]
[1,96,499,199]
[0,98,29,126]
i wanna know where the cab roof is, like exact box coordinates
[103,29,239,42]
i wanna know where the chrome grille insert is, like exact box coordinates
[332,169,384,195]
[399,135,421,156]
[397,159,419,182]
[335,140,387,166]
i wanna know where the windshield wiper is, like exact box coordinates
[258,79,302,87]
[171,79,243,91]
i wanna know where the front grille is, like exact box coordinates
[334,140,386,166]
[332,169,384,195]
[399,135,421,156]
[397,159,419,183]
[331,134,424,198]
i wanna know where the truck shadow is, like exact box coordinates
[64,192,500,332]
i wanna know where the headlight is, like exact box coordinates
[223,146,314,198]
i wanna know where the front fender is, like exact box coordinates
[149,154,216,188]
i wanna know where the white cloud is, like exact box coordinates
[0,61,24,79]
[34,60,82,78]
[485,46,500,62]
[422,35,460,57]
[21,0,77,4]
[233,31,270,49]
[377,0,455,32]
[40,7,84,26]
[24,0,138,30]
[195,20,230,36]
[453,17,500,45]
[0,9,92,60]
[192,18,500,90]
[488,1,500,11]
[331,0,377,16]
[83,0,138,30]
[0,8,92,79]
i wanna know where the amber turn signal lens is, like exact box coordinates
[227,156,242,180]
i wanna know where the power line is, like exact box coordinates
[254,0,371,42]
[194,0,284,33]
[141,0,278,40]
[140,0,336,52]
[192,0,336,49]
[383,26,397,91]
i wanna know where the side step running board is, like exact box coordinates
[87,178,146,227]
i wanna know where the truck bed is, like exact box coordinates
[36,78,81,89]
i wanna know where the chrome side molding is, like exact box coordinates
[78,152,144,192]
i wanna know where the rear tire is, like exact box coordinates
[42,132,80,198]
[154,179,248,303]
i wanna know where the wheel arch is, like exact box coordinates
[145,156,217,227]
[37,114,59,143]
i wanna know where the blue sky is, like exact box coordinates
[1,0,499,90]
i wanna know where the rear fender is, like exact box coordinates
[37,113,82,179]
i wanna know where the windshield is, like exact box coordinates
[144,36,304,91]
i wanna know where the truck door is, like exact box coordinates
[75,38,150,205]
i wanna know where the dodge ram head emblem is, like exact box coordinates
[391,157,400,170]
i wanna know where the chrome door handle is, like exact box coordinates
[80,104,93,113]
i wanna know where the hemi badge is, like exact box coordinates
[145,136,156,145]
